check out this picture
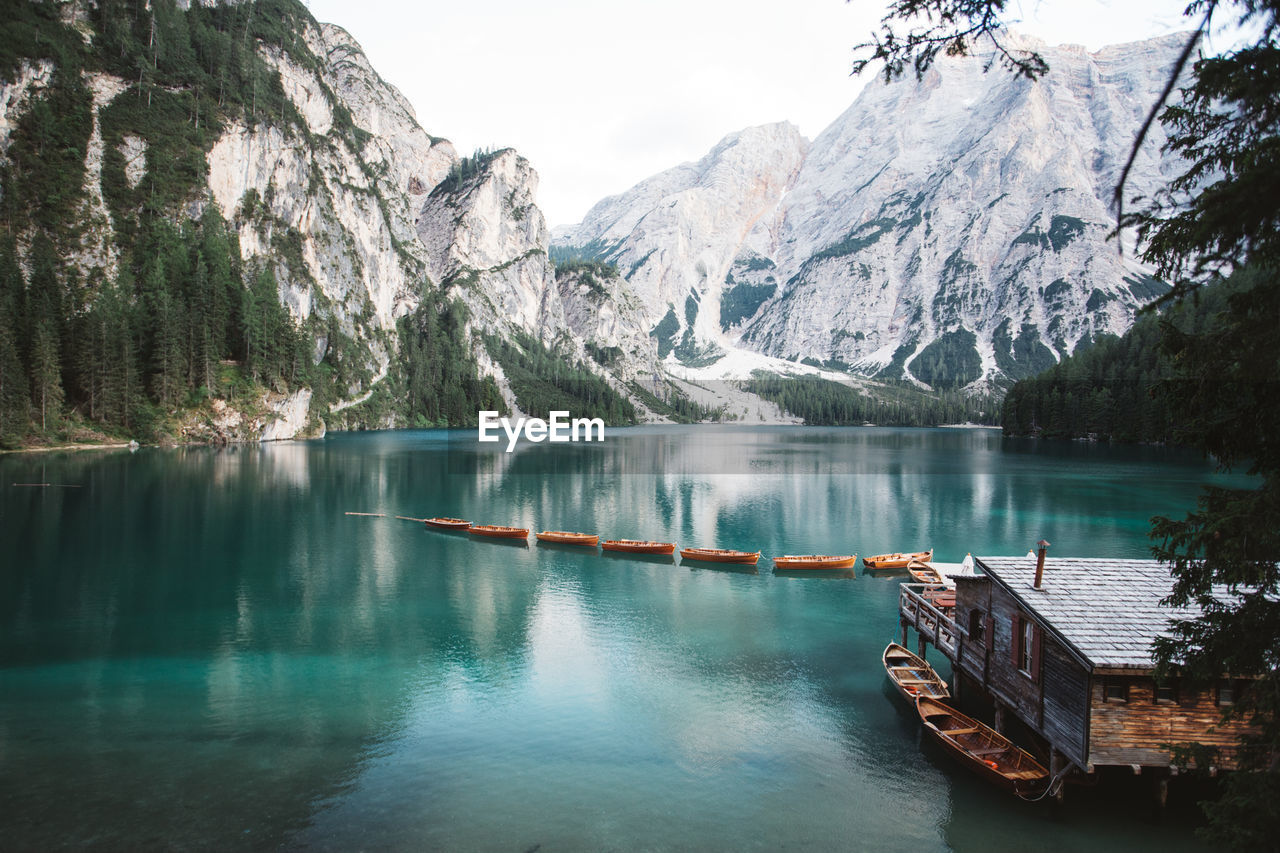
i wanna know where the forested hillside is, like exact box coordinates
[0,0,492,448]
[744,375,999,427]
[1000,272,1247,442]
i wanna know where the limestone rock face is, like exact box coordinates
[260,389,316,441]
[554,123,808,363]
[554,32,1187,390]
[0,61,52,157]
[203,19,464,403]
[417,149,563,336]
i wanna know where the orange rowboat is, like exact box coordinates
[773,554,857,570]
[680,547,760,565]
[916,696,1049,795]
[602,539,676,555]
[908,560,945,585]
[863,549,933,569]
[536,530,599,546]
[469,524,529,539]
[424,517,471,530]
[883,642,949,704]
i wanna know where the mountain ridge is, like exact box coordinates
[553,29,1189,392]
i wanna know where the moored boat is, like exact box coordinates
[679,547,760,565]
[602,539,676,555]
[863,549,933,569]
[469,524,530,539]
[424,517,471,530]
[536,530,599,546]
[773,554,858,570]
[907,560,945,585]
[915,696,1049,795]
[882,642,949,703]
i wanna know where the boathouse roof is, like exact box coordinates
[973,556,1196,671]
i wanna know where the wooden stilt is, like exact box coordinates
[1157,777,1169,810]
[994,703,1006,734]
[901,620,909,647]
[917,635,928,658]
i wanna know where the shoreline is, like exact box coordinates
[1,441,136,456]
[2,421,1012,455]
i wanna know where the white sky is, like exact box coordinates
[304,0,1201,228]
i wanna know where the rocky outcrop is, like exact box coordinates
[417,149,564,336]
[260,389,319,441]
[177,390,323,444]
[0,60,52,156]
[69,73,128,284]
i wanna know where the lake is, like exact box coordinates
[0,427,1246,850]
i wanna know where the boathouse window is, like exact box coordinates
[968,609,984,644]
[1020,620,1034,673]
[1012,615,1040,682]
[1154,682,1178,705]
[1104,679,1128,703]
[1217,680,1235,707]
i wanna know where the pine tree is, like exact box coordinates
[0,316,29,444]
[151,286,185,407]
[30,320,63,432]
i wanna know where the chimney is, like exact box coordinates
[1033,539,1050,589]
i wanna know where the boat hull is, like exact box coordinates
[536,531,599,546]
[773,555,857,570]
[908,562,945,585]
[680,548,760,564]
[424,517,471,530]
[469,525,529,539]
[863,549,933,569]
[602,540,676,555]
[915,697,1048,795]
[882,642,950,704]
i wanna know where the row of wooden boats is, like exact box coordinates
[422,517,887,568]
[883,642,1050,796]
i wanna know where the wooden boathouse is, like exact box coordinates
[898,546,1255,790]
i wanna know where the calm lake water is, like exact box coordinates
[0,427,1248,850]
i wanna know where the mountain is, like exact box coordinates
[0,6,1193,448]
[0,0,646,447]
[553,32,1187,392]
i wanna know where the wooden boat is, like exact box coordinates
[424,517,471,530]
[882,642,949,703]
[915,696,1049,795]
[679,547,760,565]
[468,524,529,539]
[907,560,945,585]
[536,530,599,546]
[862,549,933,570]
[773,554,858,570]
[602,539,676,555]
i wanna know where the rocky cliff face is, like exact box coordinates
[554,32,1185,391]
[203,21,464,429]
[416,149,563,336]
[0,3,605,440]
[554,123,808,368]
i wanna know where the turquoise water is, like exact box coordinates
[0,427,1246,850]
